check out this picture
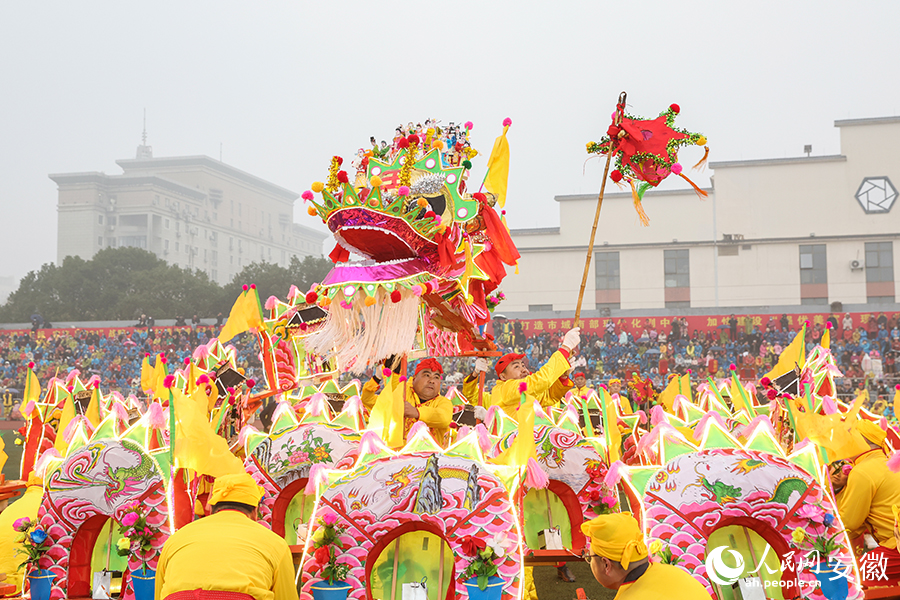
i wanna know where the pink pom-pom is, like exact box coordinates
[729,363,737,371]
[826,321,833,329]
[287,284,300,300]
[21,400,36,417]
[112,402,130,423]
[687,369,692,374]
[305,463,328,495]
[242,284,249,291]
[28,361,35,369]
[671,163,683,175]
[34,448,62,476]
[196,374,210,386]
[359,430,384,456]
[408,421,430,439]
[163,375,176,389]
[147,402,166,428]
[474,424,492,454]
[766,388,777,400]
[411,285,422,297]
[805,320,810,326]
[649,405,667,427]
[265,295,278,310]
[502,117,512,127]
[895,384,900,391]
[760,377,772,388]
[192,345,210,360]
[87,374,101,387]
[250,284,256,289]
[301,190,314,201]
[464,121,474,130]
[888,451,900,473]
[246,378,255,389]
[518,382,528,394]
[603,460,626,488]
[821,396,839,415]
[398,185,410,197]
[237,424,258,447]
[635,410,647,425]
[145,353,151,358]
[65,369,80,384]
[398,375,407,383]
[525,457,549,490]
[382,367,393,378]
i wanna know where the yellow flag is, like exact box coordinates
[729,373,756,418]
[173,386,244,477]
[657,376,680,413]
[616,392,633,415]
[599,388,622,463]
[764,326,806,380]
[23,366,41,405]
[219,288,264,343]
[140,355,153,393]
[0,432,6,476]
[893,387,900,424]
[367,375,405,449]
[151,357,167,400]
[821,327,830,350]
[85,387,102,427]
[54,395,76,454]
[680,373,693,405]
[491,400,536,467]
[483,120,512,207]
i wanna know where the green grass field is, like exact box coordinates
[532,562,616,600]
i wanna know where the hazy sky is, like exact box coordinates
[1,1,898,290]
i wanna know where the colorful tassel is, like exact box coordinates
[112,402,130,424]
[474,424,492,454]
[628,179,650,226]
[358,430,384,456]
[63,416,84,443]
[888,451,900,473]
[407,421,430,440]
[525,457,549,490]
[677,172,709,199]
[34,448,62,476]
[237,425,258,447]
[650,405,667,427]
[692,146,710,170]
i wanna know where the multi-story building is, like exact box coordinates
[504,115,900,317]
[52,140,326,285]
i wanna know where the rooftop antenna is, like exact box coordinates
[136,109,153,159]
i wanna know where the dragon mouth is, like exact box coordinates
[327,208,436,264]
[321,258,430,286]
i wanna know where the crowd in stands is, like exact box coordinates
[3,311,900,420]
[0,326,262,419]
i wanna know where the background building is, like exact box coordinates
[52,139,326,285]
[504,116,900,318]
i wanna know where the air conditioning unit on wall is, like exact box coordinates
[850,260,864,271]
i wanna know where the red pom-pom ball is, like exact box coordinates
[502,117,513,127]
[397,138,409,149]
[407,134,420,145]
[390,290,402,303]
[826,322,833,329]
[610,170,623,183]
[28,361,34,369]
[729,363,737,371]
[247,379,255,389]
[669,103,680,113]
[760,377,772,388]
[242,284,249,291]
[337,170,349,184]
[766,389,777,400]
[305,291,318,304]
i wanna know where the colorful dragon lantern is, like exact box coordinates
[302,120,520,373]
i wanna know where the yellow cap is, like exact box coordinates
[208,473,264,507]
[857,419,887,447]
[580,512,648,570]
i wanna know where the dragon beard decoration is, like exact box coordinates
[586,102,709,226]
[303,120,520,373]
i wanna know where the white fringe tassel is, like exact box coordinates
[305,288,421,374]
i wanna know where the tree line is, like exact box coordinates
[0,247,332,323]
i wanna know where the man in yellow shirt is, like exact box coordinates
[836,420,900,584]
[572,372,593,400]
[581,512,712,599]
[156,473,298,600]
[490,328,580,419]
[361,358,453,445]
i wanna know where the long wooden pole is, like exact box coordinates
[574,91,627,326]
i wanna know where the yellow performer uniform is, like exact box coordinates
[156,474,298,600]
[361,358,453,444]
[837,421,900,548]
[490,349,572,419]
[581,512,712,599]
[0,473,44,595]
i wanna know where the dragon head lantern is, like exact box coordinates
[303,120,520,373]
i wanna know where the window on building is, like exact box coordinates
[866,241,895,303]
[211,250,217,262]
[799,245,827,284]
[211,269,217,281]
[165,197,170,206]
[97,236,102,246]
[528,304,553,312]
[98,215,104,225]
[165,219,170,229]
[595,252,620,290]
[164,240,169,251]
[176,221,180,232]
[664,249,689,288]
[175,242,180,252]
